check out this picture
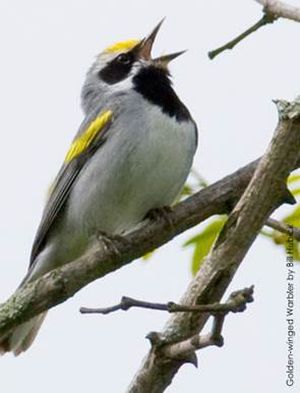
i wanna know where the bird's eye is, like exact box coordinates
[99,52,134,84]
[116,53,132,64]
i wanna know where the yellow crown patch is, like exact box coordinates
[104,39,140,54]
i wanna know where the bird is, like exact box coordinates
[0,19,198,355]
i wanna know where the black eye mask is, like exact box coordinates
[99,52,135,84]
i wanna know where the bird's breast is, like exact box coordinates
[66,98,197,236]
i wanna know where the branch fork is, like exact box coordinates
[81,287,254,366]
[148,286,253,367]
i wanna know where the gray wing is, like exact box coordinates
[29,112,113,265]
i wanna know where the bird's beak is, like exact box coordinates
[153,50,187,67]
[134,19,187,68]
[134,18,165,60]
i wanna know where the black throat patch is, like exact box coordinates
[133,65,191,122]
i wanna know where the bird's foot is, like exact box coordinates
[146,206,174,230]
[97,231,129,257]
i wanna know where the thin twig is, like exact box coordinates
[208,12,277,60]
[80,286,254,315]
[265,217,300,240]
[210,0,300,60]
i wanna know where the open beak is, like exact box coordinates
[134,19,186,67]
[134,18,165,60]
[153,50,187,67]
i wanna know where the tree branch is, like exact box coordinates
[147,287,254,367]
[255,0,300,22]
[265,217,300,239]
[208,12,277,60]
[79,286,254,315]
[0,159,263,337]
[125,99,300,393]
[209,0,300,59]
[0,102,299,339]
[0,101,300,383]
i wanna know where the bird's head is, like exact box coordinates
[81,19,186,113]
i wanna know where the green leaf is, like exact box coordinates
[288,172,300,185]
[190,241,208,276]
[180,184,194,197]
[184,216,227,275]
[142,251,155,261]
[283,204,300,227]
[290,188,300,197]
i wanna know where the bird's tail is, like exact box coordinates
[0,312,47,356]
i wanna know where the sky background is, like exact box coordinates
[0,0,299,392]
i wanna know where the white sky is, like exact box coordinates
[0,1,299,392]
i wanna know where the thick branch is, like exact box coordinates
[125,100,300,393]
[0,103,299,375]
[0,159,261,336]
[0,109,300,338]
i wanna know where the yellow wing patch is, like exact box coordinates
[64,110,113,163]
[104,39,140,54]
